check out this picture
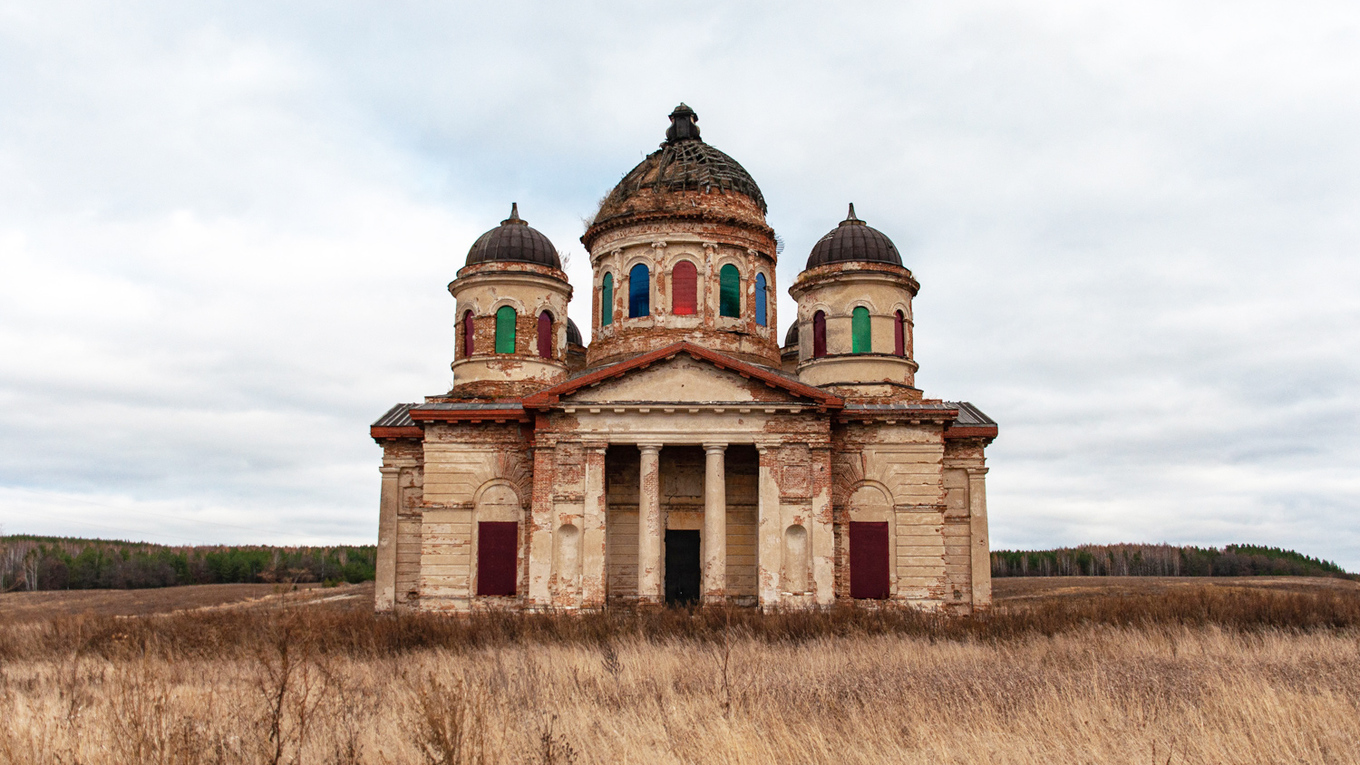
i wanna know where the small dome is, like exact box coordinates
[465,204,562,269]
[592,104,767,226]
[783,322,799,349]
[805,204,902,269]
[566,318,583,347]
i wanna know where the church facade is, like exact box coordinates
[371,105,997,612]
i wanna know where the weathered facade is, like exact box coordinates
[372,104,997,612]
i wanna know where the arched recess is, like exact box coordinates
[537,311,553,359]
[719,263,741,317]
[754,273,768,326]
[474,480,521,597]
[812,311,827,358]
[847,483,892,600]
[495,306,517,354]
[600,273,614,327]
[783,524,808,593]
[629,263,650,318]
[852,306,871,354]
[462,310,475,358]
[554,523,581,590]
[671,261,697,315]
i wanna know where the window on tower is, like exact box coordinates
[462,310,475,358]
[537,311,553,359]
[755,273,767,326]
[894,310,906,357]
[719,264,740,317]
[600,273,614,327]
[812,310,827,358]
[495,306,517,354]
[671,261,697,315]
[629,263,650,318]
[852,306,871,353]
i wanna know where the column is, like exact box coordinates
[637,444,663,603]
[581,443,608,608]
[527,443,555,607]
[810,445,835,605]
[375,465,401,611]
[702,443,727,602]
[755,445,781,608]
[968,467,991,609]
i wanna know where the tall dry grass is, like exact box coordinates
[1,589,1358,763]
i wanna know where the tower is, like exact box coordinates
[788,205,921,399]
[581,104,780,368]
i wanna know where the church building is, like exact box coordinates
[371,105,997,612]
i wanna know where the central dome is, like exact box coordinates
[590,104,767,229]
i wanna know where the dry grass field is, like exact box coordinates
[2,578,1358,764]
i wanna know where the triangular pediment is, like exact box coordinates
[521,342,842,410]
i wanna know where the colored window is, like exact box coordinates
[476,521,518,596]
[894,310,906,357]
[852,306,871,353]
[755,273,767,326]
[495,306,516,354]
[537,311,552,359]
[671,261,697,315]
[462,310,474,358]
[849,521,890,599]
[629,263,650,318]
[719,264,740,317]
[600,273,613,327]
[812,311,827,358]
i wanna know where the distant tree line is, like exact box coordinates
[991,543,1352,579]
[0,536,376,592]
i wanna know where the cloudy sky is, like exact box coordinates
[2,2,1358,568]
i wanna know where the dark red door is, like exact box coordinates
[477,521,518,596]
[849,521,890,599]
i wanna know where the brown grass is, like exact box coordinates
[2,583,1359,763]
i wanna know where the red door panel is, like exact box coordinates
[477,521,518,596]
[849,521,890,599]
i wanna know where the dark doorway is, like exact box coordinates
[665,529,701,605]
[477,521,518,596]
[849,521,890,599]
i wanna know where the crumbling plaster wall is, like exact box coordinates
[449,263,572,392]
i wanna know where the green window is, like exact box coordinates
[601,273,613,327]
[852,306,871,353]
[719,264,740,317]
[495,306,517,354]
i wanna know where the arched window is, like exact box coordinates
[671,261,697,315]
[600,273,613,327]
[495,306,517,354]
[852,306,871,354]
[755,273,768,327]
[719,264,740,317]
[537,311,553,359]
[812,311,827,358]
[629,263,650,318]
[894,310,906,357]
[462,310,475,358]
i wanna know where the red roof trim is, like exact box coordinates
[370,426,423,440]
[409,409,531,424]
[521,342,843,410]
[944,425,999,440]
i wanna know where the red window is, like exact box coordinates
[894,310,905,357]
[812,311,827,358]
[477,521,518,596]
[849,521,889,599]
[462,311,475,358]
[671,261,697,315]
[537,311,553,359]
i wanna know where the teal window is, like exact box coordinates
[719,264,740,317]
[851,306,871,353]
[495,306,517,354]
[601,273,614,327]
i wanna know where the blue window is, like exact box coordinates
[755,273,768,326]
[629,263,650,318]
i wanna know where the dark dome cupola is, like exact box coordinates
[805,204,902,269]
[466,203,562,269]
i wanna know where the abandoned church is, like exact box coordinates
[371,104,997,612]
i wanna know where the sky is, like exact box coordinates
[1,2,1358,569]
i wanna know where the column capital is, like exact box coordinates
[968,467,990,477]
[651,240,668,250]
[582,441,608,453]
[637,443,663,455]
[378,466,402,476]
[703,442,728,455]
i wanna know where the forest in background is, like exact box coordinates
[0,536,376,592]
[991,543,1352,579]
